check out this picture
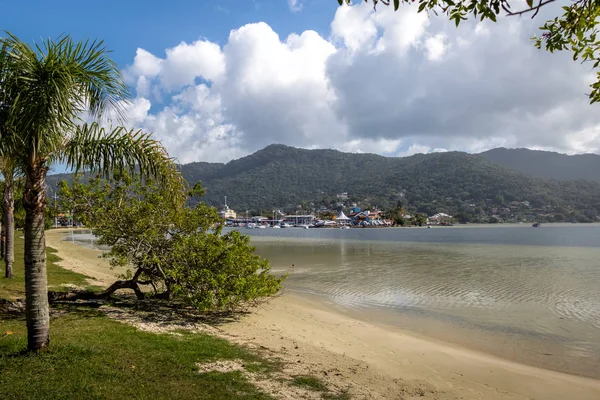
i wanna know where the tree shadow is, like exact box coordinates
[50,293,251,328]
[106,295,247,327]
[0,299,25,322]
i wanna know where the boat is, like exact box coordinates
[257,224,267,229]
[532,222,541,228]
[272,225,280,229]
[245,223,257,229]
[301,224,311,229]
[340,226,350,229]
[280,223,293,228]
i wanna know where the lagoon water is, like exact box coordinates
[228,225,600,378]
[68,225,600,378]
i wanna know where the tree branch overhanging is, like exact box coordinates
[505,0,556,18]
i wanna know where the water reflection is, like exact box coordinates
[251,234,600,378]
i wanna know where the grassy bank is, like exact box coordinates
[0,235,94,300]
[0,311,271,399]
[0,234,342,400]
[0,235,272,399]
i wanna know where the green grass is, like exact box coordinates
[0,234,274,399]
[323,390,352,400]
[0,235,98,300]
[0,311,272,399]
[291,375,328,392]
[291,375,352,399]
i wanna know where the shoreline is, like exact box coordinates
[45,229,600,399]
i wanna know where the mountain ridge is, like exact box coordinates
[479,147,600,183]
[46,145,600,222]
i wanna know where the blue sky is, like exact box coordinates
[1,0,338,173]
[2,1,598,171]
[1,0,337,69]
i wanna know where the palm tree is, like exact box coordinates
[0,42,17,279]
[0,160,16,278]
[1,33,181,351]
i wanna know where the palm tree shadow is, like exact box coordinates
[0,299,25,322]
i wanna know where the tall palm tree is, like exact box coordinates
[1,33,181,351]
[0,42,16,278]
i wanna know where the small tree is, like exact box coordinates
[57,175,284,312]
[411,213,428,226]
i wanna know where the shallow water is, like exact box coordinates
[66,225,600,378]
[232,225,600,378]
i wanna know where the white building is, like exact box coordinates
[219,206,237,220]
[219,196,237,220]
[428,213,453,225]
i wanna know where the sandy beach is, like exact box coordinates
[45,229,600,400]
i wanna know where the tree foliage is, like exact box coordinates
[1,32,184,351]
[411,213,428,226]
[339,0,600,103]
[58,175,284,312]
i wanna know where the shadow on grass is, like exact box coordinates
[1,296,249,360]
[0,299,25,322]
[5,290,252,333]
[48,293,249,328]
[107,294,247,326]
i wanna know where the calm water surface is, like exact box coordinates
[68,225,600,378]
[227,225,600,378]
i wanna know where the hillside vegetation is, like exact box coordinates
[480,148,600,183]
[46,145,600,221]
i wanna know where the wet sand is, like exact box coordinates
[45,229,600,399]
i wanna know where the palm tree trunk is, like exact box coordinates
[1,221,5,260]
[3,181,14,278]
[23,162,50,351]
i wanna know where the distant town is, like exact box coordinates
[218,190,599,228]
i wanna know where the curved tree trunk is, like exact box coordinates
[23,162,50,352]
[49,268,147,302]
[3,180,14,278]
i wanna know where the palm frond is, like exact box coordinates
[0,39,26,170]
[1,31,131,163]
[0,156,20,184]
[54,35,131,122]
[63,123,186,199]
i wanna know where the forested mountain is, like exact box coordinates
[479,148,600,183]
[46,144,600,222]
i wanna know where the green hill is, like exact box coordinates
[479,148,600,183]
[46,144,600,222]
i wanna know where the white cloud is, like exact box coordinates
[397,144,448,157]
[424,33,446,61]
[121,2,600,163]
[330,4,379,53]
[126,48,162,78]
[161,39,225,90]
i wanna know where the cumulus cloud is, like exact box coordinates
[121,2,600,163]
